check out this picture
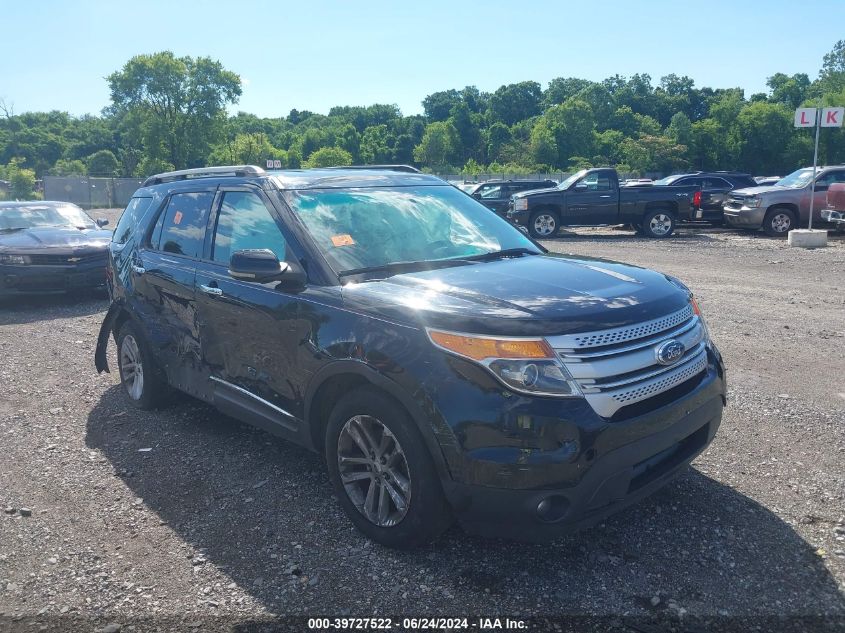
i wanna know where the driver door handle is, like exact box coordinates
[599,195,611,198]
[199,284,223,296]
[132,265,145,275]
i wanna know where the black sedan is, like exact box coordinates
[0,201,112,296]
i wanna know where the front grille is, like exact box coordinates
[27,252,107,266]
[547,304,708,418]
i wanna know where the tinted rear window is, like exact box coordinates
[151,192,213,258]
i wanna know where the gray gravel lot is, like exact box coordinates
[1,220,844,631]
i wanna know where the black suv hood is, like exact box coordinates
[0,226,111,253]
[341,254,690,336]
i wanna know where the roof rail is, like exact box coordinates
[142,165,267,187]
[320,164,421,174]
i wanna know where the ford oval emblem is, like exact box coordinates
[655,339,685,366]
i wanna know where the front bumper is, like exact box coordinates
[506,209,529,225]
[723,206,764,228]
[0,261,107,295]
[822,209,844,223]
[441,351,726,541]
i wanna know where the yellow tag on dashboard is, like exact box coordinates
[331,234,355,247]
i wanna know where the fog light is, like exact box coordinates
[536,495,569,522]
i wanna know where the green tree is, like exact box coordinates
[489,81,543,126]
[621,136,688,175]
[529,122,557,166]
[107,51,241,169]
[303,147,353,168]
[666,112,693,148]
[732,102,793,175]
[413,122,460,169]
[208,133,279,166]
[51,158,87,176]
[5,159,37,199]
[767,73,811,108]
[86,149,119,175]
[359,125,391,164]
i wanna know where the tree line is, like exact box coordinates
[2,42,845,199]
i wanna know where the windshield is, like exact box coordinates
[285,185,540,275]
[557,170,588,190]
[0,204,96,231]
[776,169,814,189]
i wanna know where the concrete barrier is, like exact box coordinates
[788,229,828,248]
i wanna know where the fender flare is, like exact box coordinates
[304,360,456,481]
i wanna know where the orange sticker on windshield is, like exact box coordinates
[173,211,183,225]
[331,234,355,247]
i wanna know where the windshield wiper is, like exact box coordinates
[338,258,475,279]
[462,247,542,262]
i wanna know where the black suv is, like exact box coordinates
[95,165,726,547]
[653,171,757,224]
[468,179,557,217]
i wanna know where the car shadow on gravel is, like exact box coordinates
[86,385,845,617]
[0,291,108,325]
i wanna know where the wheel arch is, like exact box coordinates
[304,361,455,481]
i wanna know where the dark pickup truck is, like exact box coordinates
[508,168,693,238]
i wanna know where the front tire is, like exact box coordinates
[642,209,676,238]
[325,387,452,548]
[116,321,167,410]
[528,209,559,239]
[762,207,796,237]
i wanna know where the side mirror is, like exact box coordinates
[96,218,109,227]
[229,249,287,282]
[471,192,482,199]
[574,183,588,191]
[229,249,307,290]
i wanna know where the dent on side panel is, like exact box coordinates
[297,288,463,472]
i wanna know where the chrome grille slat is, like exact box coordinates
[548,304,693,351]
[559,316,701,363]
[549,303,708,418]
[579,342,706,391]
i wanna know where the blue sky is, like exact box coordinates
[0,0,840,118]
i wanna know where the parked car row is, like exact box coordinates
[467,166,845,238]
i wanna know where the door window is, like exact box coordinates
[816,171,845,190]
[151,192,214,258]
[212,191,287,265]
[578,173,615,191]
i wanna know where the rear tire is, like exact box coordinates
[325,387,452,548]
[642,210,675,238]
[528,210,560,239]
[762,207,796,237]
[116,321,167,410]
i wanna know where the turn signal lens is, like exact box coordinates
[691,295,702,316]
[427,330,553,361]
[426,329,582,397]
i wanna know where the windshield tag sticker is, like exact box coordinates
[173,211,183,225]
[331,234,355,247]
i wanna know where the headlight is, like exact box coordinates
[426,329,582,397]
[0,254,30,265]
[744,196,761,208]
[513,198,528,211]
[690,295,711,343]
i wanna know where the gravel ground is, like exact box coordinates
[1,219,844,632]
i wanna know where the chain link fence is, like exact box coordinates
[43,176,144,210]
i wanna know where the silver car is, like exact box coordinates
[723,166,845,236]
